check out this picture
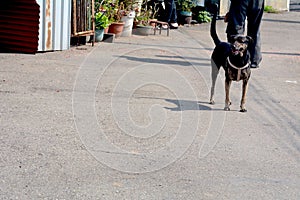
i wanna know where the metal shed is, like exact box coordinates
[0,1,40,53]
[0,0,72,53]
[37,0,72,51]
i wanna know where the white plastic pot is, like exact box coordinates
[121,11,135,37]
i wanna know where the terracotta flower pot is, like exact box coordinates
[108,22,125,38]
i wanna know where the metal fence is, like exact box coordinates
[72,0,95,44]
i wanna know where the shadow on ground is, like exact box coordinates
[119,55,210,67]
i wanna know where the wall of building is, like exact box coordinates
[265,0,290,11]
[219,0,290,15]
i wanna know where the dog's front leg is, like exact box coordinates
[224,79,232,111]
[210,59,219,105]
[240,79,249,112]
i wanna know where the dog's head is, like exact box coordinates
[229,35,253,57]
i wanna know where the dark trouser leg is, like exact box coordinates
[226,0,249,40]
[247,0,264,65]
[170,2,177,23]
[164,0,177,23]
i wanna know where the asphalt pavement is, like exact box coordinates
[0,11,299,199]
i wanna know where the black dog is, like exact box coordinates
[209,7,252,112]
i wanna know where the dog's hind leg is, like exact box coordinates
[240,79,249,112]
[224,78,232,111]
[210,59,219,105]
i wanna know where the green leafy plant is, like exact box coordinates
[264,5,279,13]
[197,11,211,23]
[135,14,150,26]
[106,0,123,22]
[95,12,110,29]
[121,0,139,11]
[95,0,102,12]
[134,0,154,26]
[96,0,139,23]
[176,0,196,12]
[95,0,124,23]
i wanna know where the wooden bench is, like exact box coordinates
[149,20,170,36]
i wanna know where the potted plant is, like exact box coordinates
[133,0,154,35]
[98,0,139,37]
[95,11,110,42]
[99,0,125,37]
[120,0,139,36]
[176,0,196,24]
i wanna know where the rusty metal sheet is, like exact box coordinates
[0,1,40,53]
[37,0,72,51]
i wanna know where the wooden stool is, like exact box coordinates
[149,20,170,36]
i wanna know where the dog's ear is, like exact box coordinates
[246,36,253,44]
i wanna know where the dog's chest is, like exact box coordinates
[226,62,251,81]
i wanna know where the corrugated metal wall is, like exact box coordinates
[37,0,72,51]
[0,0,72,53]
[0,1,40,53]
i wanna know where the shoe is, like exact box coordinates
[250,64,259,68]
[169,22,178,29]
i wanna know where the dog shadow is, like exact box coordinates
[119,55,211,68]
[164,99,224,111]
[135,96,224,111]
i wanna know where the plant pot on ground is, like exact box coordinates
[133,16,153,36]
[121,10,136,37]
[133,0,156,34]
[176,0,195,25]
[102,0,137,37]
[135,24,153,35]
[108,22,125,37]
[95,11,110,42]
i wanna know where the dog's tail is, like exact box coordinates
[210,4,221,46]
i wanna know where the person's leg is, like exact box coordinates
[247,0,264,67]
[164,0,173,23]
[170,0,177,23]
[164,0,178,28]
[226,0,249,41]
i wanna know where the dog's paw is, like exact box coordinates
[224,107,230,111]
